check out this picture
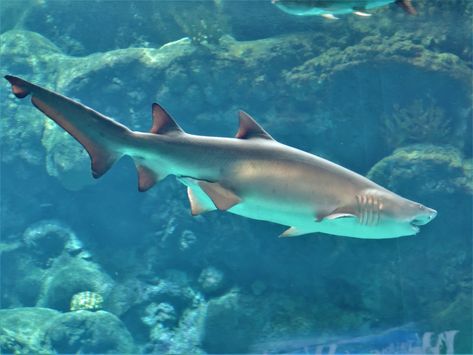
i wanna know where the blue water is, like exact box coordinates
[0,1,471,354]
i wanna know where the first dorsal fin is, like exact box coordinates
[150,103,184,135]
[236,111,274,140]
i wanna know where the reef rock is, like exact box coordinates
[36,256,114,312]
[44,310,135,354]
[23,219,87,263]
[198,266,227,295]
[2,25,471,182]
[367,144,472,198]
[0,307,60,354]
[1,221,91,308]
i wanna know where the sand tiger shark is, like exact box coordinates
[4,75,436,239]
[272,0,416,19]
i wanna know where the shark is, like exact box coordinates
[272,0,417,19]
[4,75,436,239]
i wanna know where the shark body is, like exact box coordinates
[272,0,416,18]
[5,75,436,238]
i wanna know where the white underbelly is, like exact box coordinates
[228,197,314,228]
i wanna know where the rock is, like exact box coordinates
[41,122,95,191]
[198,266,226,295]
[145,298,207,354]
[1,26,471,181]
[202,290,261,353]
[37,256,114,312]
[178,229,198,252]
[142,270,199,310]
[367,144,472,197]
[23,220,85,263]
[251,280,267,296]
[0,307,60,354]
[44,310,135,354]
[0,30,197,191]
[142,302,177,327]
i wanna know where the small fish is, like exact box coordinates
[272,0,416,18]
[5,75,435,239]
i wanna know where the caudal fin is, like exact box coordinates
[5,75,131,178]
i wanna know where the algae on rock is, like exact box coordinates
[0,307,60,354]
[382,98,452,149]
[367,144,472,196]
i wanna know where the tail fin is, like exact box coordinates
[5,75,131,178]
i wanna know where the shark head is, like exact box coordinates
[328,189,439,238]
[374,190,438,236]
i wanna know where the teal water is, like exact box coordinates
[0,1,471,354]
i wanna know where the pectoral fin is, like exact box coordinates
[279,226,318,238]
[321,13,339,20]
[279,227,304,238]
[316,208,357,222]
[353,11,371,17]
[324,213,357,220]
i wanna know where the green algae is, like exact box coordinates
[367,144,473,195]
[382,98,452,149]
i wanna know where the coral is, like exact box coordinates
[70,291,104,312]
[142,302,177,328]
[179,229,198,251]
[198,266,226,295]
[382,98,452,149]
[167,2,228,46]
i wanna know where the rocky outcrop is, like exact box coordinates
[45,310,135,354]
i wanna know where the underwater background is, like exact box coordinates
[0,0,471,354]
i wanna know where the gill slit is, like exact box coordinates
[356,193,380,226]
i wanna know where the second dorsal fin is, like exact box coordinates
[236,111,274,140]
[150,103,184,135]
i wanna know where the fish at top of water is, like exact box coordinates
[4,75,436,239]
[272,0,417,19]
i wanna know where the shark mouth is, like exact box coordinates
[411,218,426,226]
[410,209,438,228]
